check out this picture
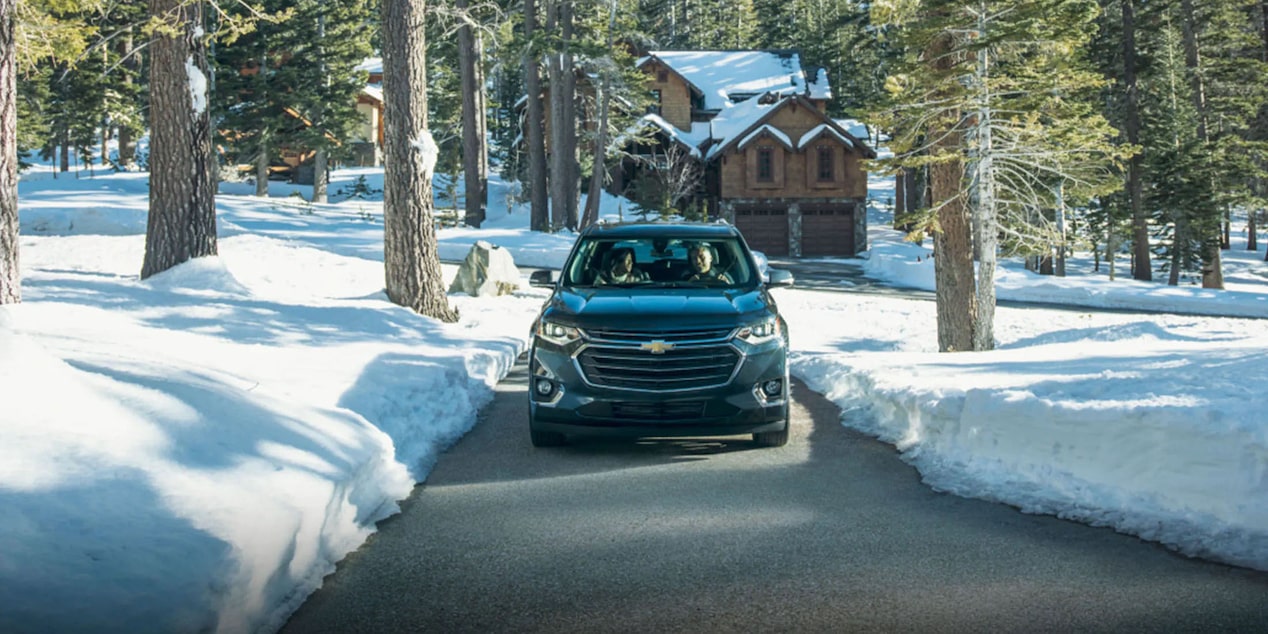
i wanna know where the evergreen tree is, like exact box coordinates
[872,0,1124,351]
[380,0,458,321]
[212,0,294,196]
[1,0,16,304]
[142,0,217,280]
[283,0,375,202]
[3,0,104,303]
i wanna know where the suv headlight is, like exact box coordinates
[537,319,582,346]
[736,317,782,344]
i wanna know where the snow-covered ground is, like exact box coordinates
[2,160,1265,634]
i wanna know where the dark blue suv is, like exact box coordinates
[527,222,793,447]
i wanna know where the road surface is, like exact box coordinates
[282,360,1268,633]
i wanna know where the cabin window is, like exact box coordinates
[658,71,669,83]
[816,146,834,182]
[757,147,774,182]
[649,89,662,115]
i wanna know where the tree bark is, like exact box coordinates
[972,6,995,352]
[0,0,19,303]
[581,1,618,228]
[118,27,139,168]
[1249,210,1258,251]
[1178,0,1224,289]
[312,13,328,204]
[256,137,270,197]
[380,0,458,322]
[141,0,217,280]
[546,0,579,230]
[313,149,328,203]
[457,0,487,228]
[523,0,549,232]
[1123,0,1151,281]
[929,32,975,353]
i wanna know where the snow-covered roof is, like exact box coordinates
[797,123,853,150]
[835,118,869,140]
[638,50,819,112]
[355,57,382,75]
[361,84,383,104]
[738,124,794,151]
[614,114,710,159]
[703,96,778,160]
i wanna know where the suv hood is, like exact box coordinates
[548,286,772,328]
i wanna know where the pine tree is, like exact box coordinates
[5,0,97,302]
[142,0,217,280]
[456,0,489,227]
[1,0,17,303]
[522,0,550,231]
[381,0,458,321]
[212,0,294,196]
[283,0,374,202]
[872,0,1124,351]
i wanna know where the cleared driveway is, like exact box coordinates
[283,359,1268,633]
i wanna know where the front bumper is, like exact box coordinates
[529,336,788,438]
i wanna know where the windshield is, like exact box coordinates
[562,236,758,288]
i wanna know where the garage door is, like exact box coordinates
[801,204,855,257]
[733,207,789,256]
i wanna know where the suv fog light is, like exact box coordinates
[761,379,783,398]
[535,379,556,397]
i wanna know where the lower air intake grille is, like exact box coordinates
[609,401,707,420]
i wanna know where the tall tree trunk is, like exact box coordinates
[0,0,19,303]
[59,135,69,173]
[117,27,138,168]
[546,0,563,229]
[581,1,617,228]
[381,0,458,322]
[547,0,579,230]
[255,136,270,197]
[929,33,975,353]
[560,0,579,229]
[312,13,328,204]
[972,6,996,352]
[1262,0,1267,260]
[1250,209,1259,251]
[1179,0,1223,289]
[524,0,549,232]
[1123,0,1151,281]
[457,0,486,227]
[142,0,217,280]
[313,149,328,203]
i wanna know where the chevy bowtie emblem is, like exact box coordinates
[640,340,675,354]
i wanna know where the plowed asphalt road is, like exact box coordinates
[282,359,1268,633]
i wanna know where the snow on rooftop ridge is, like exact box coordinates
[705,95,779,160]
[797,124,854,149]
[355,57,382,74]
[738,124,793,151]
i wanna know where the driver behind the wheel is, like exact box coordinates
[684,244,733,284]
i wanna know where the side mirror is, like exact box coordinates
[768,268,794,288]
[529,270,556,288]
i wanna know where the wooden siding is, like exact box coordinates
[643,60,694,131]
[720,103,867,200]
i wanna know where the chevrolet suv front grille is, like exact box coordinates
[577,343,740,391]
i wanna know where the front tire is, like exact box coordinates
[753,421,789,447]
[530,426,566,447]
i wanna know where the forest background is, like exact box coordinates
[2,0,1267,350]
